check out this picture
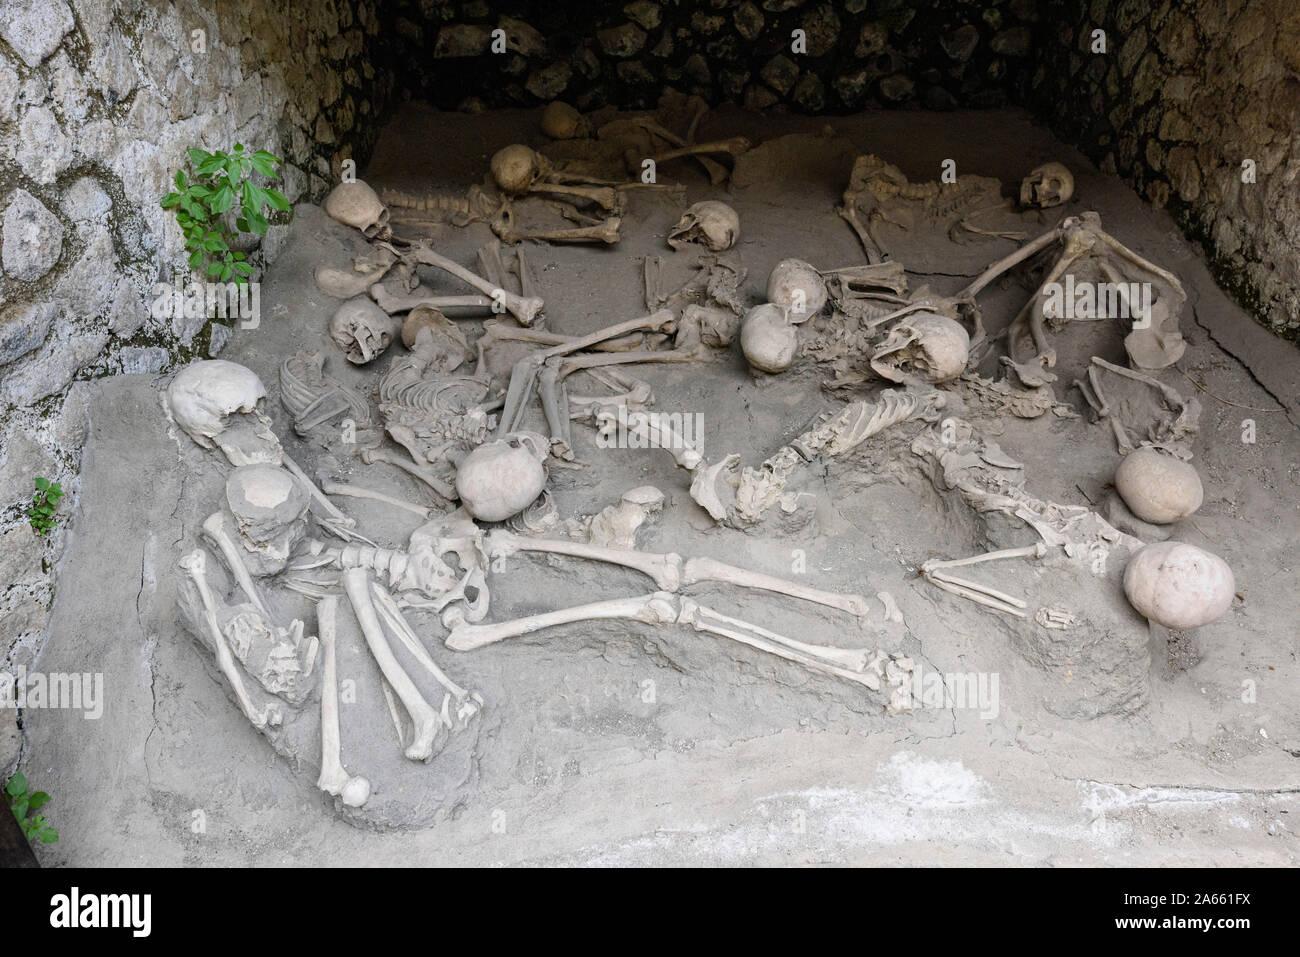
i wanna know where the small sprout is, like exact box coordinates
[26,477,63,536]
[6,772,59,845]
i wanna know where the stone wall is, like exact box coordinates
[0,0,392,750]
[379,0,1042,113]
[1025,0,1300,342]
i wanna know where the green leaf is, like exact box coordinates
[209,184,235,215]
[189,250,203,269]
[232,251,246,261]
[7,773,26,797]
[249,155,277,178]
[35,477,49,490]
[235,217,249,232]
[263,188,290,212]
[186,184,212,198]
[253,149,282,165]
[12,797,28,819]
[28,792,50,810]
[234,142,244,153]
[232,261,254,276]
[39,828,58,844]
[225,159,243,183]
[197,154,225,176]
[187,147,211,166]
[220,264,233,281]
[175,170,187,189]
[161,192,182,209]
[206,262,223,277]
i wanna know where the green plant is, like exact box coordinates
[160,143,290,286]
[26,477,63,536]
[6,772,58,845]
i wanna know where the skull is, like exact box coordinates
[402,307,473,371]
[540,101,590,140]
[870,312,970,384]
[455,431,549,522]
[1123,541,1234,630]
[165,360,279,461]
[1019,162,1074,209]
[765,258,826,323]
[680,304,741,348]
[225,464,311,575]
[490,144,550,194]
[739,303,798,374]
[323,180,391,240]
[329,297,402,365]
[668,201,739,252]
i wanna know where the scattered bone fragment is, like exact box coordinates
[567,486,665,549]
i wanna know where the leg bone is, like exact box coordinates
[315,596,371,807]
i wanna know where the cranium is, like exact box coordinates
[668,200,739,252]
[1114,447,1203,524]
[402,307,473,371]
[540,101,590,140]
[165,360,279,461]
[1123,541,1234,630]
[870,312,970,384]
[739,303,797,374]
[681,303,741,348]
[1019,162,1074,209]
[323,180,391,240]
[225,464,312,575]
[490,144,551,194]
[455,431,549,522]
[329,297,402,365]
[765,258,826,323]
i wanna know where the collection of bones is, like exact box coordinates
[168,97,1235,811]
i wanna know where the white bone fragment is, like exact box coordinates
[320,480,432,519]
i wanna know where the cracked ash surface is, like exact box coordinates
[20,108,1300,865]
